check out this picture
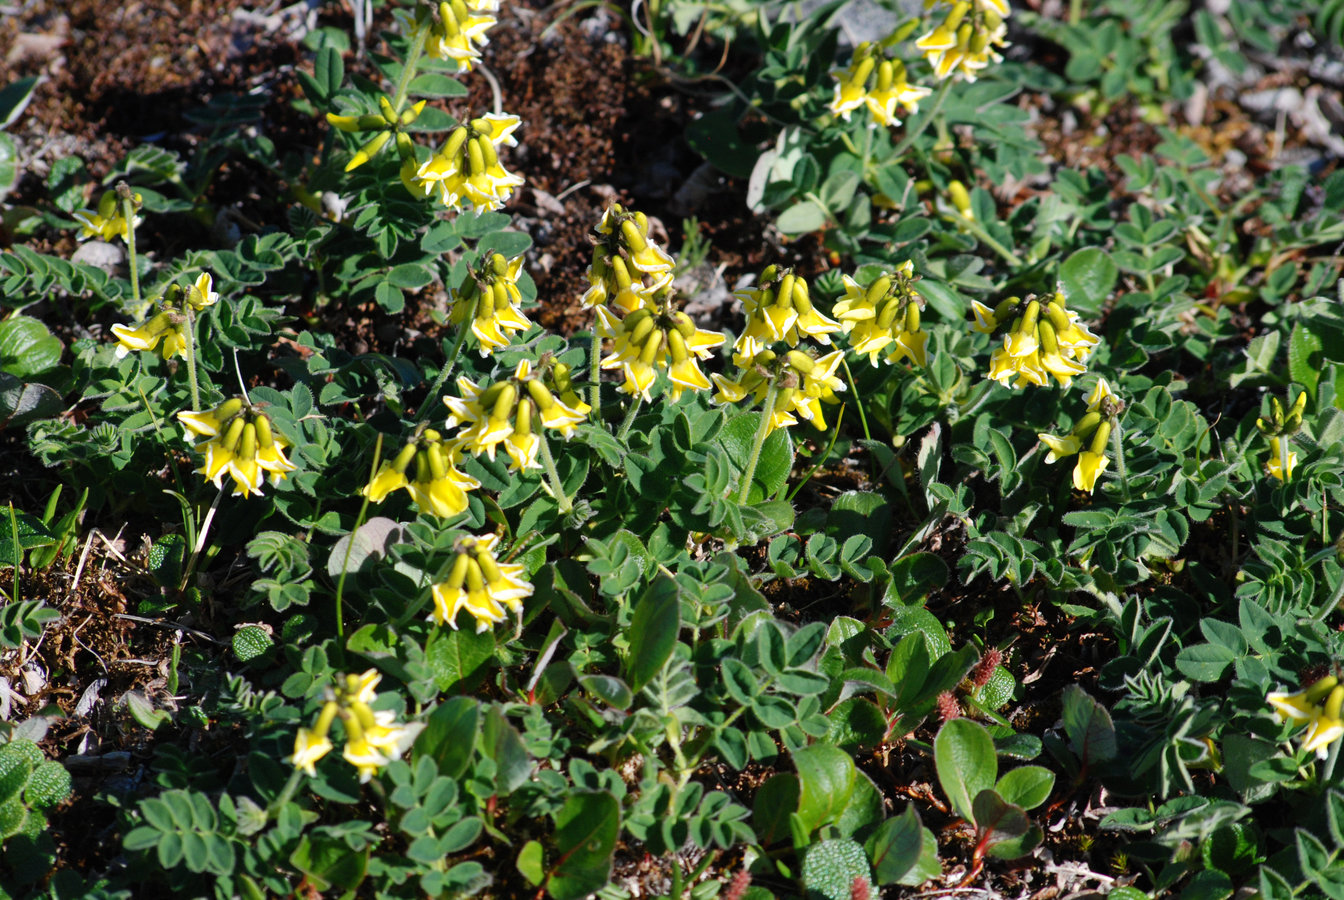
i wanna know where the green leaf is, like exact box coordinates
[719,412,794,500]
[0,316,62,378]
[884,553,948,606]
[1174,642,1237,683]
[231,625,273,663]
[866,804,927,886]
[1061,685,1117,766]
[625,575,680,692]
[0,509,55,566]
[1058,247,1117,316]
[934,718,997,821]
[752,773,799,846]
[482,705,531,796]
[0,76,39,129]
[972,790,1040,859]
[1290,324,1324,395]
[801,838,872,900]
[994,766,1055,811]
[0,373,62,429]
[418,696,479,778]
[290,833,368,893]
[517,840,544,886]
[792,744,856,834]
[0,135,17,200]
[776,200,828,235]
[424,626,495,693]
[547,791,620,900]
[407,72,468,98]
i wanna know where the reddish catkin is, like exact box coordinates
[937,690,962,721]
[850,875,872,900]
[723,868,752,900]
[970,647,1004,689]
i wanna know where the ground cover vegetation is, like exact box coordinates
[0,0,1342,897]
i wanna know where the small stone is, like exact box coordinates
[72,240,124,275]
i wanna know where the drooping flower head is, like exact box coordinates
[915,0,1010,83]
[395,0,499,72]
[429,533,533,631]
[1037,378,1123,494]
[111,308,188,361]
[975,292,1098,389]
[832,261,928,368]
[712,348,847,435]
[1268,675,1344,760]
[829,41,931,127]
[595,287,725,401]
[288,669,414,783]
[363,426,479,519]
[74,188,140,244]
[444,357,587,471]
[178,398,297,497]
[582,204,675,313]
[410,114,524,214]
[450,251,533,356]
[732,265,840,367]
[1256,388,1307,483]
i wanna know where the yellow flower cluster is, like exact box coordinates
[450,251,532,356]
[327,95,429,173]
[595,294,725,401]
[832,262,928,368]
[429,533,534,631]
[582,205,675,313]
[110,273,218,360]
[407,114,524,214]
[973,293,1098,389]
[74,189,140,244]
[443,358,587,471]
[112,309,187,361]
[178,398,297,497]
[712,348,846,435]
[915,0,1010,82]
[1269,675,1344,760]
[1256,389,1307,483]
[289,669,413,783]
[363,428,480,519]
[1037,379,1118,494]
[396,0,499,72]
[829,42,931,128]
[732,266,839,367]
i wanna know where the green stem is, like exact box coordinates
[616,394,643,440]
[267,768,306,818]
[121,196,141,310]
[180,487,225,592]
[416,323,469,424]
[1110,417,1130,502]
[962,217,1024,267]
[840,357,871,441]
[737,383,779,505]
[1312,571,1344,624]
[1321,734,1342,786]
[588,329,603,422]
[538,434,573,515]
[890,78,952,160]
[389,22,429,114]
[336,435,382,658]
[181,302,202,411]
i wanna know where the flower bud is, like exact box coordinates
[514,399,534,436]
[786,350,816,373]
[1308,676,1340,704]
[253,413,276,450]
[620,219,648,253]
[852,55,877,87]
[392,442,419,473]
[378,95,398,124]
[467,137,486,175]
[442,126,470,162]
[239,423,258,461]
[876,59,894,92]
[948,180,973,217]
[346,130,392,172]
[401,100,428,125]
[776,273,796,309]
[865,276,892,304]
[526,379,555,411]
[1088,420,1112,454]
[221,417,247,453]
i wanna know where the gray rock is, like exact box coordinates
[71,240,124,275]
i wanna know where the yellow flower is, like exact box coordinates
[342,734,389,783]
[430,534,534,631]
[1038,380,1121,494]
[74,189,139,243]
[916,0,1010,83]
[978,294,1096,389]
[362,428,479,519]
[444,359,586,471]
[732,266,839,366]
[595,298,725,401]
[833,263,928,368]
[1267,437,1297,483]
[1038,433,1081,463]
[450,251,533,355]
[829,43,931,127]
[582,205,675,314]
[396,0,498,72]
[1270,678,1344,760]
[111,310,188,361]
[1073,447,1109,493]
[413,114,524,213]
[186,272,219,311]
[712,349,846,435]
[288,700,339,777]
[178,400,296,497]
